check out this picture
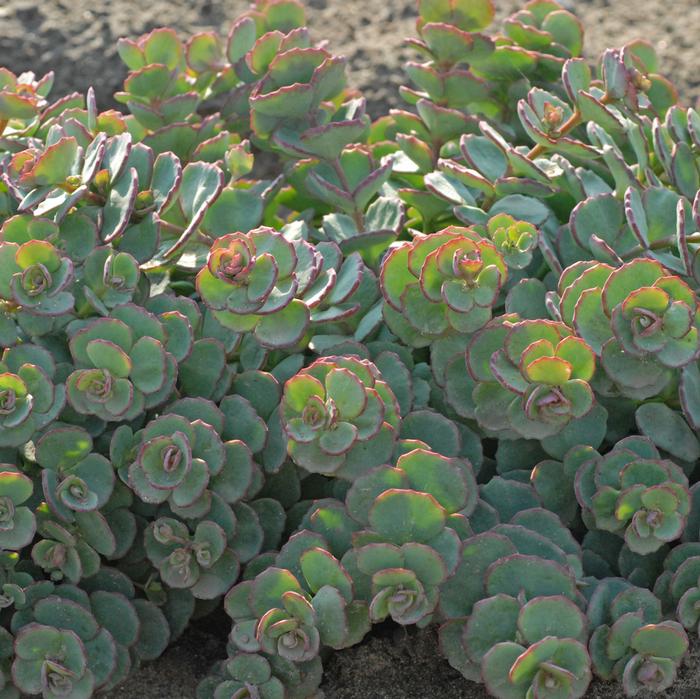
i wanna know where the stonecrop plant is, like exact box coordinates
[0,0,699,697]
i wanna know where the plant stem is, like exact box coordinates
[527,109,582,160]
[621,233,700,260]
[331,158,365,231]
[526,95,612,160]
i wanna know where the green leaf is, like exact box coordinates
[397,449,471,514]
[518,596,587,644]
[251,568,303,617]
[227,17,257,63]
[325,368,366,419]
[486,554,577,602]
[418,0,495,31]
[0,470,33,504]
[255,300,309,349]
[129,336,167,395]
[85,339,132,378]
[26,138,79,187]
[164,161,224,258]
[369,489,446,545]
[481,641,529,699]
[636,403,700,463]
[300,548,353,602]
[630,622,688,660]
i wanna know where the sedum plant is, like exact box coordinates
[0,0,698,698]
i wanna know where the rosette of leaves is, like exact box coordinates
[402,7,493,118]
[380,226,507,347]
[196,652,322,699]
[467,318,598,439]
[131,396,261,505]
[31,508,117,584]
[0,213,97,270]
[249,45,347,140]
[280,355,400,479]
[116,2,309,137]
[653,548,700,637]
[0,345,65,448]
[225,555,367,662]
[115,28,200,131]
[0,240,73,317]
[3,134,107,219]
[5,137,77,195]
[35,425,114,519]
[0,68,53,132]
[0,470,35,551]
[11,578,170,693]
[12,623,94,699]
[77,247,141,315]
[559,259,700,399]
[197,227,318,349]
[460,594,590,684]
[144,517,239,600]
[619,623,688,696]
[442,593,591,698]
[353,504,459,625]
[127,413,222,513]
[344,450,476,626]
[480,634,591,699]
[587,583,688,698]
[0,552,33,612]
[575,437,690,554]
[399,0,496,131]
[205,6,311,132]
[503,1,583,61]
[438,528,584,677]
[66,310,176,422]
[478,214,538,271]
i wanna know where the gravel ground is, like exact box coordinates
[2,0,700,696]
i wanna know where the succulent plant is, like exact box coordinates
[10,577,169,694]
[0,240,74,317]
[0,470,35,551]
[225,553,368,664]
[381,226,507,347]
[0,1,697,697]
[36,426,114,518]
[479,214,538,271]
[197,227,316,349]
[481,636,591,699]
[281,355,400,479]
[12,623,95,699]
[575,437,690,554]
[0,346,64,448]
[197,652,323,699]
[467,318,599,439]
[144,518,239,599]
[559,259,700,399]
[588,596,688,697]
[65,311,176,422]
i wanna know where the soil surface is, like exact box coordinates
[1,0,699,120]
[3,0,700,697]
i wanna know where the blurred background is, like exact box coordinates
[2,0,698,119]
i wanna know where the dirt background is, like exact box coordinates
[2,0,699,120]
[2,0,700,696]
